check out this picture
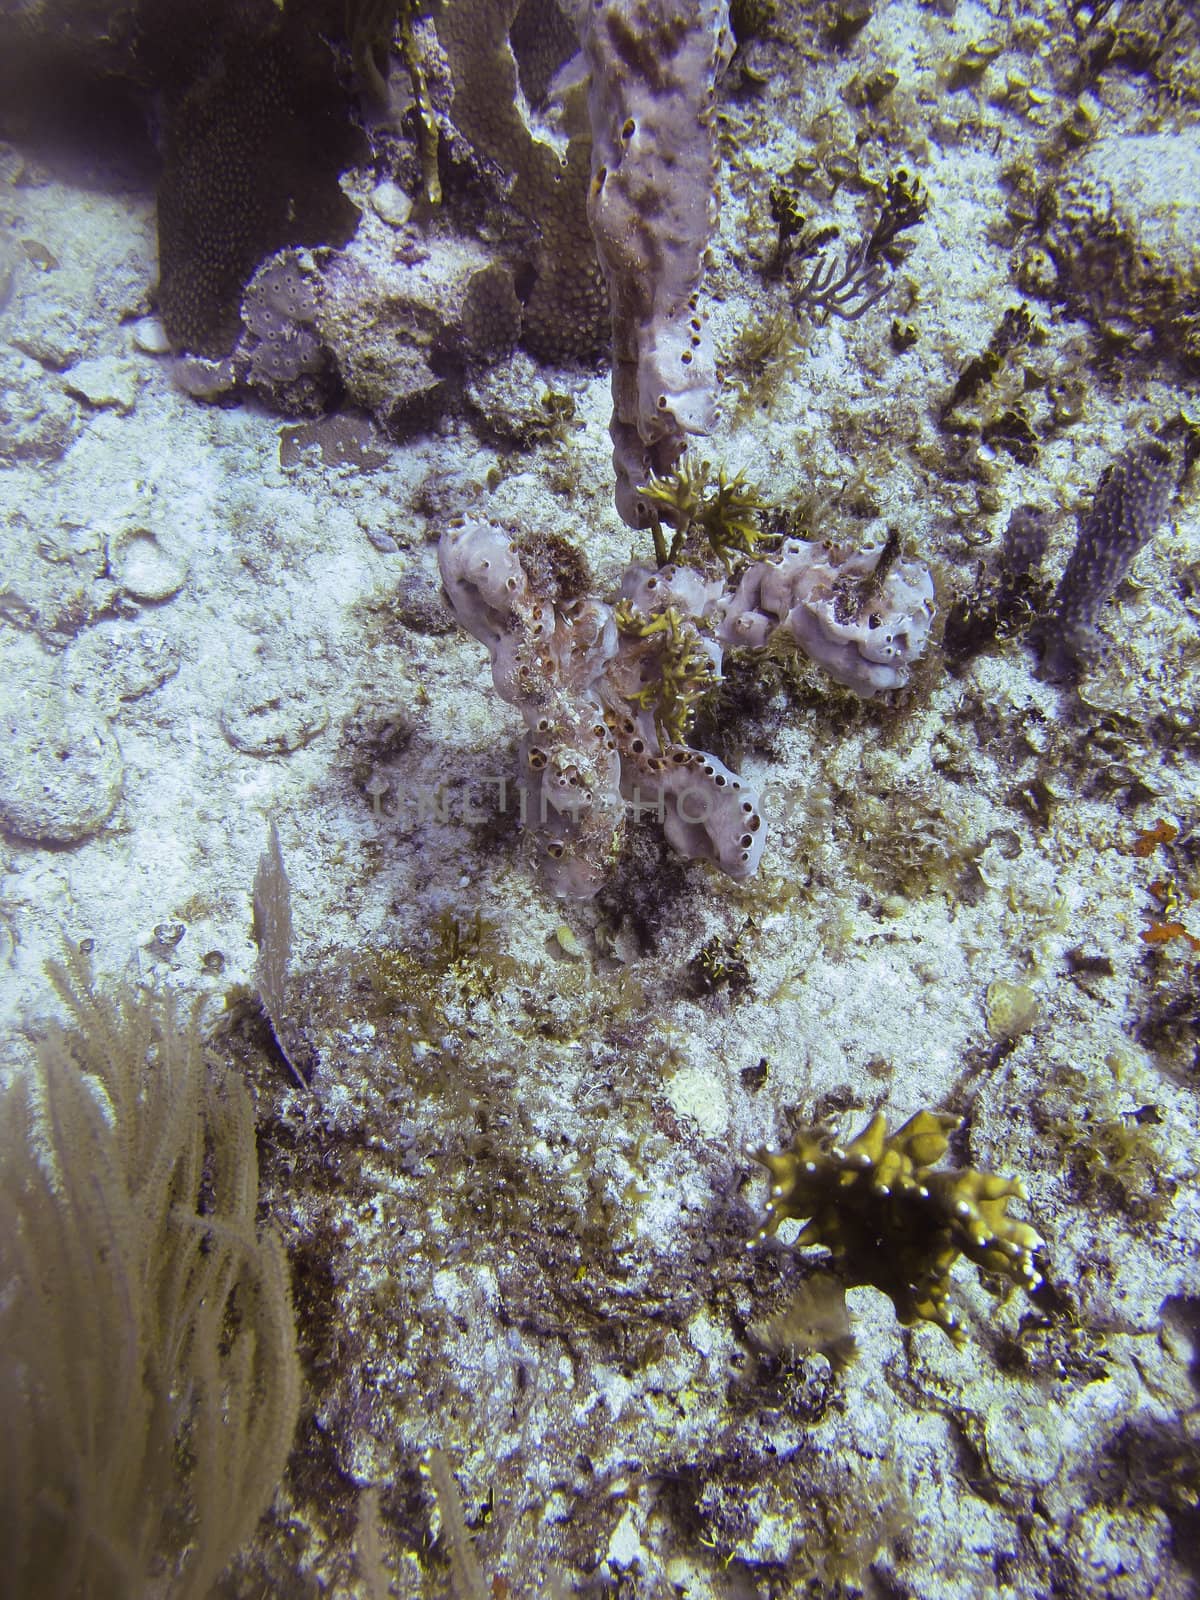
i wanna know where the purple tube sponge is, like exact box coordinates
[1039,439,1183,683]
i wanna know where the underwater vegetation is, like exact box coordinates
[772,165,929,325]
[636,458,773,569]
[0,948,300,1600]
[750,1109,1045,1342]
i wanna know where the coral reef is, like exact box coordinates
[750,1108,1046,1341]
[154,2,364,356]
[317,225,522,436]
[1022,129,1200,368]
[241,250,335,415]
[6,0,1200,1591]
[434,0,608,363]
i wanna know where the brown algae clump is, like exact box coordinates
[749,1109,1045,1342]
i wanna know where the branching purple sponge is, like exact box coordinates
[578,0,733,526]
[718,533,936,696]
[439,518,936,896]
[440,517,761,896]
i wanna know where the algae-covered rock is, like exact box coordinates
[220,656,332,756]
[63,355,140,414]
[1076,130,1200,282]
[318,222,521,438]
[0,684,123,844]
[0,349,82,464]
[1037,128,1200,363]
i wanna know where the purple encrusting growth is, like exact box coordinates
[241,251,327,409]
[1001,502,1052,583]
[1040,439,1182,681]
